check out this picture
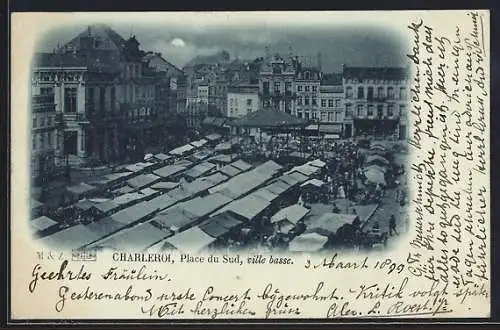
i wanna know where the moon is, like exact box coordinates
[170,38,186,47]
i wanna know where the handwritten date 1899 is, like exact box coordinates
[305,255,404,275]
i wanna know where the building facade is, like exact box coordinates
[226,85,259,118]
[295,67,321,120]
[32,24,186,167]
[30,90,60,183]
[258,54,297,114]
[342,66,409,139]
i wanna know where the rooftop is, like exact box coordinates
[343,66,409,81]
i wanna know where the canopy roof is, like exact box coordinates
[288,232,328,252]
[165,226,216,253]
[39,224,101,249]
[66,182,96,195]
[153,165,187,178]
[307,213,359,234]
[271,204,310,224]
[89,223,169,250]
[31,216,58,232]
[301,178,325,188]
[230,108,307,128]
[31,199,44,209]
[364,168,387,186]
[190,139,208,148]
[126,173,161,189]
[169,144,195,156]
[199,211,245,239]
[365,155,390,166]
[152,207,197,231]
[154,153,172,161]
[151,181,180,190]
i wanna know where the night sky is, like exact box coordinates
[37,18,409,73]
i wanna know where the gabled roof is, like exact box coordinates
[64,24,127,52]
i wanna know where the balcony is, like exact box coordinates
[62,112,89,123]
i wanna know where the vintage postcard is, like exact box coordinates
[10,10,490,321]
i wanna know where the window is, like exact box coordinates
[345,103,353,117]
[48,132,53,147]
[335,98,340,107]
[32,117,37,128]
[297,85,303,92]
[388,104,395,117]
[88,87,95,112]
[246,99,252,106]
[321,99,327,107]
[346,87,353,99]
[40,116,45,127]
[274,82,280,93]
[263,82,270,94]
[247,108,252,114]
[321,112,327,122]
[297,111,303,119]
[285,101,291,114]
[311,111,317,119]
[312,97,317,106]
[399,87,406,100]
[388,87,395,99]
[357,104,364,117]
[399,104,406,117]
[304,112,310,120]
[40,132,45,148]
[357,87,364,99]
[111,87,116,113]
[99,87,106,113]
[328,99,334,108]
[312,86,317,92]
[367,104,374,117]
[47,116,52,127]
[328,112,334,122]
[377,104,384,118]
[367,86,374,99]
[377,86,384,98]
[273,100,280,110]
[297,96,303,106]
[304,97,310,106]
[285,81,292,92]
[64,87,77,113]
[335,112,340,122]
[40,87,53,95]
[32,135,36,150]
[305,86,310,92]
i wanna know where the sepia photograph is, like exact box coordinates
[30,19,410,254]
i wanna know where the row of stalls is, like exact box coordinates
[143,158,349,254]
[36,155,270,250]
[33,133,229,242]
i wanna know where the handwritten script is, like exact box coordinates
[406,10,490,313]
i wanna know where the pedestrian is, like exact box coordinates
[389,215,399,236]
